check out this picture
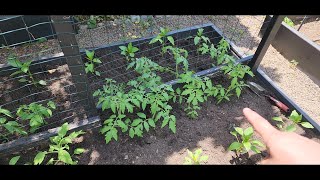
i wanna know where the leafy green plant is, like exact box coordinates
[8,56,46,86]
[84,50,102,76]
[16,101,56,133]
[119,42,139,61]
[149,27,174,55]
[34,122,85,165]
[87,15,98,29]
[184,148,208,165]
[272,110,314,132]
[221,60,254,100]
[175,72,215,118]
[290,59,299,68]
[162,44,189,78]
[228,126,265,155]
[0,107,27,141]
[94,56,177,144]
[194,28,210,52]
[284,17,295,27]
[9,123,86,165]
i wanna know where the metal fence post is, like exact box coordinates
[51,15,96,116]
[248,15,285,72]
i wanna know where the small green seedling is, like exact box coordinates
[119,42,139,61]
[84,50,102,76]
[290,59,299,68]
[8,56,46,86]
[34,122,85,165]
[10,123,86,165]
[228,126,265,155]
[149,27,174,45]
[194,28,210,51]
[284,17,295,27]
[87,15,97,29]
[0,107,27,141]
[184,148,208,165]
[16,101,56,133]
[272,110,314,132]
[150,27,174,55]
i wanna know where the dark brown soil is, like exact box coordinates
[75,78,320,165]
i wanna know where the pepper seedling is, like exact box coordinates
[272,110,314,132]
[119,42,139,61]
[228,126,265,155]
[184,148,208,165]
[8,55,46,86]
[84,50,102,76]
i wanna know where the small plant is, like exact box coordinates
[228,126,265,155]
[87,15,98,29]
[290,59,299,68]
[16,101,56,133]
[194,28,210,52]
[34,122,85,165]
[162,44,189,78]
[272,110,314,132]
[283,17,295,27]
[119,42,139,61]
[150,27,174,55]
[175,72,215,118]
[9,123,86,165]
[84,50,102,76]
[8,56,46,86]
[183,148,208,165]
[0,107,27,141]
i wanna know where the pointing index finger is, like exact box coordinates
[243,108,279,146]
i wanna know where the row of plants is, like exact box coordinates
[85,27,255,144]
[1,49,59,142]
[5,26,315,165]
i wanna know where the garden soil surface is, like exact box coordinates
[77,78,320,165]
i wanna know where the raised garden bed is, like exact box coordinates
[0,21,319,164]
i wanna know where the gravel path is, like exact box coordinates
[294,20,320,46]
[260,45,320,122]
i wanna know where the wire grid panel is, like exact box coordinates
[0,15,91,143]
[71,15,269,93]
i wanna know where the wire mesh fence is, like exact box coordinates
[0,15,94,145]
[0,15,271,150]
[71,15,270,94]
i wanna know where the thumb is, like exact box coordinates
[243,108,279,146]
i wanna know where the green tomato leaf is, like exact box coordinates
[144,121,149,132]
[167,36,174,45]
[129,128,134,138]
[137,112,146,119]
[169,120,176,133]
[148,119,155,128]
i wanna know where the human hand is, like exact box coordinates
[243,107,320,164]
